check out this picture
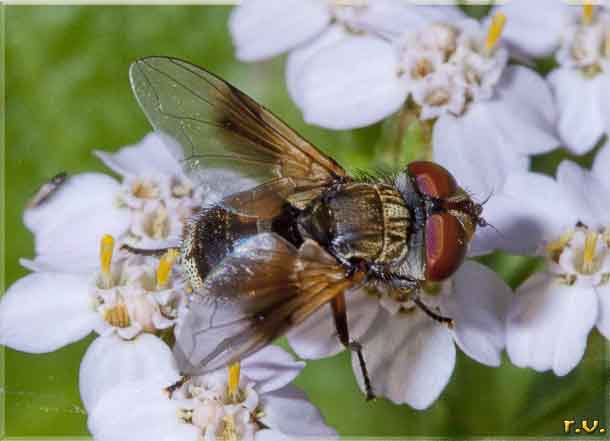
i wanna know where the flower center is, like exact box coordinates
[546,223,610,286]
[92,234,182,336]
[557,4,610,76]
[396,13,509,119]
[131,177,160,199]
[177,367,263,440]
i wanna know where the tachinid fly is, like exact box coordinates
[125,57,486,400]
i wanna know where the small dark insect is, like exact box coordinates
[27,172,68,209]
[126,57,486,400]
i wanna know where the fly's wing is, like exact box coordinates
[129,57,348,212]
[174,233,363,375]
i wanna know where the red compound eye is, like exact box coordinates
[425,212,467,281]
[407,161,457,199]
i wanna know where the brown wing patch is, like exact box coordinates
[129,57,347,192]
[174,234,363,375]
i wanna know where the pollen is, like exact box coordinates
[605,31,610,57]
[582,2,595,26]
[227,361,241,402]
[99,234,115,288]
[104,303,130,328]
[485,12,506,55]
[156,249,180,288]
[582,230,599,274]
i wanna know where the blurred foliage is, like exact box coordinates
[3,4,608,439]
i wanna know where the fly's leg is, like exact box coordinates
[412,295,454,328]
[331,293,375,401]
[121,244,180,257]
[164,375,191,398]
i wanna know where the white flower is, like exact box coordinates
[23,133,205,273]
[286,9,558,207]
[229,0,454,62]
[493,0,610,154]
[0,237,184,353]
[488,142,610,376]
[86,346,337,441]
[287,260,511,409]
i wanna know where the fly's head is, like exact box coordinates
[403,161,486,282]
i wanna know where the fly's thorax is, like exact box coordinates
[375,183,412,264]
[299,182,411,267]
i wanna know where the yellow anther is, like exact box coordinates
[100,234,115,288]
[582,231,599,273]
[227,361,241,401]
[582,2,595,26]
[605,31,610,57]
[104,304,130,328]
[485,12,506,54]
[156,249,180,288]
[546,230,575,263]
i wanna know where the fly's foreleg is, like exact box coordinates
[331,293,375,401]
[121,244,180,257]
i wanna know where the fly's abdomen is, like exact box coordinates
[182,205,260,292]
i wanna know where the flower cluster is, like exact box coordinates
[3,1,610,439]
[1,134,335,441]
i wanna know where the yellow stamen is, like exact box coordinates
[546,230,575,263]
[582,2,595,26]
[100,234,115,288]
[227,361,241,400]
[582,231,598,273]
[156,249,180,288]
[104,304,130,328]
[605,31,610,57]
[485,12,506,54]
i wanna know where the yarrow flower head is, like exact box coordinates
[22,133,206,274]
[85,346,336,441]
[486,142,610,375]
[244,4,559,230]
[494,0,610,153]
[395,15,509,119]
[288,259,511,409]
[229,0,441,62]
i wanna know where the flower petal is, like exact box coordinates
[486,66,559,155]
[0,272,98,353]
[491,0,568,58]
[23,173,130,273]
[260,384,337,438]
[88,379,198,441]
[229,0,331,62]
[240,346,304,394]
[592,143,610,193]
[506,272,598,376]
[442,261,511,367]
[286,288,379,360]
[297,36,409,129]
[94,133,184,178]
[351,308,455,409]
[433,111,529,201]
[595,284,610,340]
[556,160,610,229]
[471,170,573,256]
[286,25,348,108]
[79,333,178,412]
[548,68,606,154]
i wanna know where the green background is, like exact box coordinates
[2,4,609,439]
